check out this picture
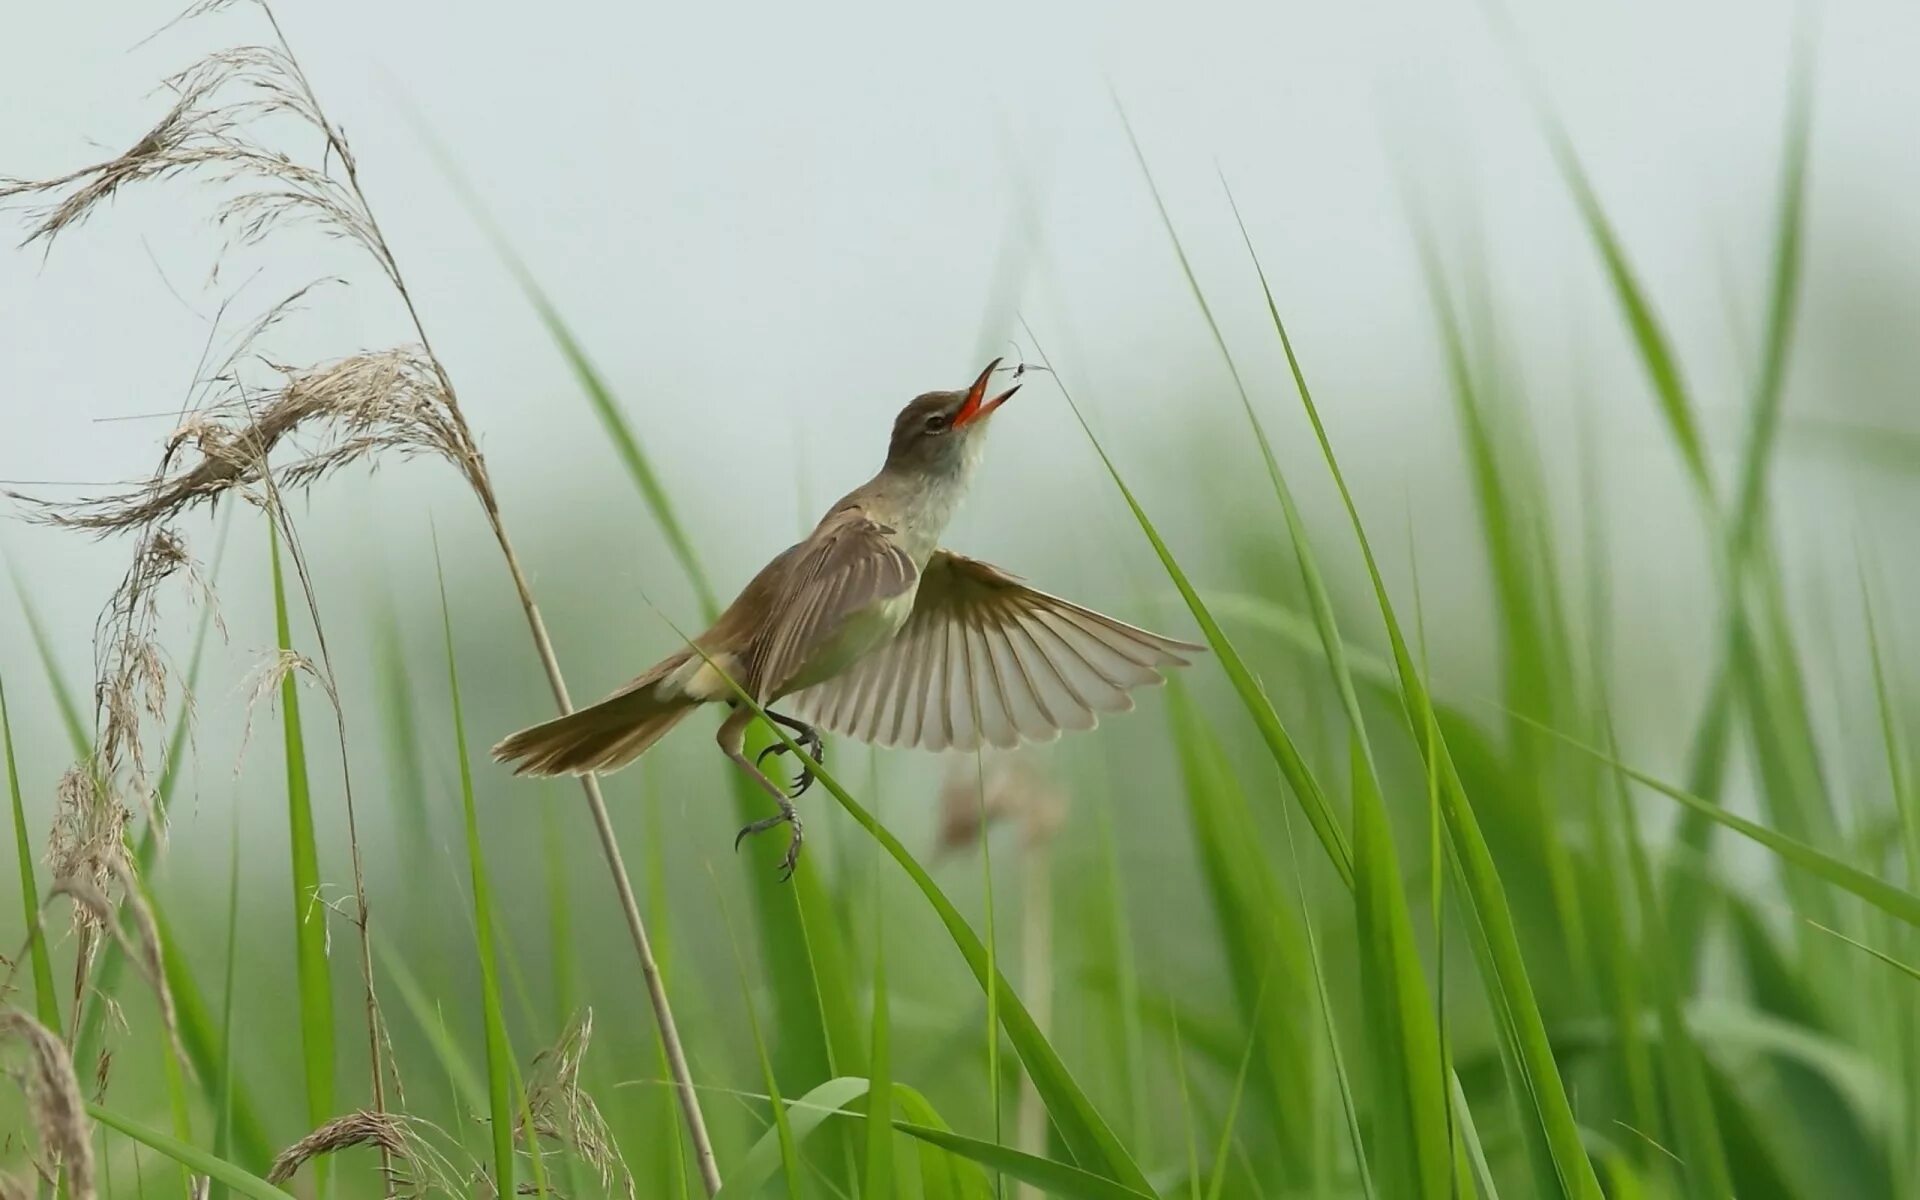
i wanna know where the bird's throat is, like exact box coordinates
[868,465,974,566]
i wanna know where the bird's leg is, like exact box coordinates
[755,708,825,797]
[719,706,804,880]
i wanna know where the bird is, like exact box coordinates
[492,359,1203,877]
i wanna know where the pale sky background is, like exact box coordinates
[3,0,1918,815]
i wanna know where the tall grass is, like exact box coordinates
[4,9,1919,1200]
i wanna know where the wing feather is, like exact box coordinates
[793,550,1202,752]
[747,514,917,701]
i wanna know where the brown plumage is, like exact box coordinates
[492,360,1202,876]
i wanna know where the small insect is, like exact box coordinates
[999,342,1053,384]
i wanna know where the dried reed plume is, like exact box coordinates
[32,523,214,1036]
[11,347,470,539]
[935,759,1067,854]
[0,1009,96,1199]
[3,1,719,1189]
[517,1011,634,1199]
[47,869,189,1079]
[266,1109,465,1197]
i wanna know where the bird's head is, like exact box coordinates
[884,359,1020,478]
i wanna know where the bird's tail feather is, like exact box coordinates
[492,652,697,777]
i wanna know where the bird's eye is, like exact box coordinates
[924,413,949,434]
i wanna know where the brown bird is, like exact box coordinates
[492,360,1202,876]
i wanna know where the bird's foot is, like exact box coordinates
[734,800,805,881]
[755,725,825,797]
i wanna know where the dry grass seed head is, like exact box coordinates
[45,769,131,943]
[936,759,1067,854]
[13,347,466,539]
[517,1010,634,1200]
[0,37,373,263]
[267,1110,463,1197]
[0,1009,97,1200]
[47,873,189,1081]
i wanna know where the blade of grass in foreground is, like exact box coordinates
[1221,226,1603,1197]
[1,674,60,1033]
[1605,721,1734,1197]
[1154,157,1454,1186]
[720,1075,1129,1200]
[212,808,243,1200]
[436,551,519,1197]
[1350,738,1453,1200]
[89,1105,295,1200]
[9,572,91,752]
[1521,717,1920,929]
[270,520,336,1193]
[676,634,1151,1192]
[864,888,896,1195]
[1014,348,1354,889]
[717,884,803,1200]
[1165,683,1314,1173]
[1109,125,1356,891]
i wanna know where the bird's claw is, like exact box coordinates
[734,806,805,881]
[755,731,824,798]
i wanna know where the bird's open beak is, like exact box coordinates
[954,358,1020,429]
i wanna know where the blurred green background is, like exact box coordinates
[7,1,1920,1197]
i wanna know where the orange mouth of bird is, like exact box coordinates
[953,357,1020,428]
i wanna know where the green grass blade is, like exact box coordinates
[1113,126,1359,895]
[212,810,242,1200]
[1,673,60,1034]
[1222,236,1603,1198]
[88,1105,295,1200]
[1277,798,1376,1200]
[1541,125,1712,501]
[374,936,488,1120]
[435,549,518,1197]
[1350,737,1452,1200]
[683,649,1151,1192]
[269,520,335,1189]
[1568,735,1920,928]
[1806,919,1920,984]
[809,761,1144,1188]
[1726,56,1814,569]
[974,761,1005,1197]
[1164,684,1314,1171]
[372,601,435,901]
[9,571,91,754]
[894,1126,1156,1200]
[1605,725,1733,1196]
[1026,345,1353,890]
[716,1076,868,1199]
[1201,1007,1261,1200]
[718,885,803,1200]
[863,906,895,1195]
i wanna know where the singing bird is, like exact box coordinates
[492,360,1202,875]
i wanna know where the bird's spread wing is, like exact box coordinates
[791,550,1202,751]
[746,513,918,700]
